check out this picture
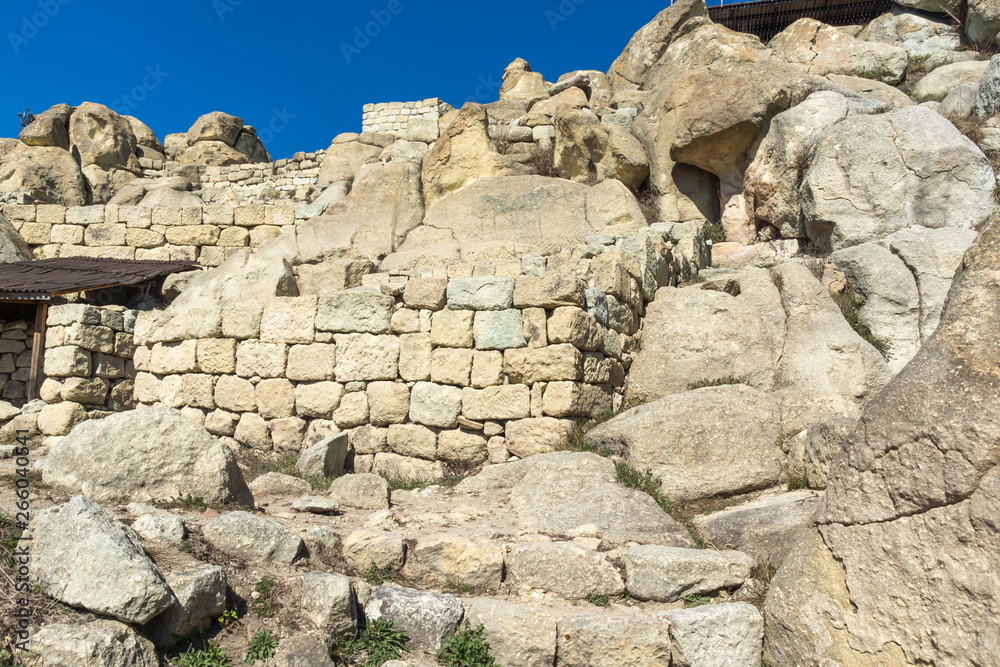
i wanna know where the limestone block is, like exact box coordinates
[367,381,410,426]
[178,375,216,410]
[84,223,126,246]
[543,382,613,418]
[351,425,389,455]
[447,277,515,311]
[235,341,287,378]
[269,417,307,452]
[43,346,91,378]
[403,279,447,310]
[399,333,432,382]
[437,430,489,465]
[387,423,438,459]
[214,375,256,412]
[295,381,345,419]
[204,410,238,437]
[471,350,503,388]
[431,348,473,386]
[548,307,602,351]
[149,340,199,374]
[217,226,249,247]
[255,379,296,419]
[390,308,420,334]
[513,274,587,308]
[522,307,548,347]
[372,452,447,484]
[259,297,317,344]
[316,291,394,334]
[505,417,576,458]
[165,226,220,246]
[462,385,530,420]
[409,381,463,428]
[431,309,474,348]
[37,401,87,436]
[234,412,272,450]
[474,310,527,350]
[334,391,369,429]
[402,533,504,590]
[64,323,114,353]
[196,339,237,375]
[505,344,583,384]
[333,334,399,382]
[286,343,336,382]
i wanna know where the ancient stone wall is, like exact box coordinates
[0,318,35,404]
[362,99,451,137]
[122,228,680,477]
[39,304,139,422]
[1,202,327,267]
[198,150,326,204]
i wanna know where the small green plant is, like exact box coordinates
[786,473,808,491]
[360,618,410,666]
[245,629,279,664]
[615,463,705,547]
[686,273,707,284]
[175,644,231,667]
[18,109,34,129]
[437,622,496,667]
[587,593,610,607]
[363,562,396,586]
[855,66,894,82]
[684,595,712,608]
[831,287,889,357]
[254,578,279,618]
[710,221,727,244]
[687,377,744,391]
[217,608,238,628]
[385,475,431,491]
[0,511,23,569]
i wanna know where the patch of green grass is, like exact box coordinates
[385,476,432,491]
[687,377,744,391]
[437,622,496,667]
[855,65,895,82]
[686,274,707,284]
[254,578,279,618]
[786,473,808,491]
[0,511,22,569]
[241,451,300,483]
[174,644,231,667]
[362,562,397,586]
[587,593,610,607]
[245,629,278,665]
[684,595,712,608]
[358,618,410,666]
[831,287,889,357]
[710,221,727,244]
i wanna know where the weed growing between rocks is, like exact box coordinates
[362,562,397,586]
[253,578,279,618]
[174,643,231,667]
[587,593,610,607]
[742,559,778,609]
[785,473,808,491]
[528,144,558,177]
[614,463,705,547]
[437,622,496,667]
[241,451,299,483]
[687,377,745,391]
[332,618,410,667]
[831,287,889,357]
[684,595,711,608]
[245,629,278,664]
[631,183,659,224]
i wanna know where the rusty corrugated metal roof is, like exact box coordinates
[0,258,197,301]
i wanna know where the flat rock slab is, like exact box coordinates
[20,620,161,667]
[291,496,340,514]
[556,613,673,667]
[507,541,624,598]
[624,545,755,602]
[667,602,764,667]
[365,585,464,651]
[466,598,558,667]
[202,511,303,563]
[694,490,823,566]
[27,496,173,625]
[248,471,311,497]
[328,472,391,510]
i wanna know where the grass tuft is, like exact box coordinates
[687,377,745,391]
[437,621,496,667]
[587,593,610,607]
[831,287,889,357]
[245,629,278,665]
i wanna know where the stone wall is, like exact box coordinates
[0,318,35,404]
[362,99,452,137]
[1,202,327,267]
[36,304,139,435]
[198,150,326,204]
[124,227,684,479]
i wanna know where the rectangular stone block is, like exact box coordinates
[218,226,249,247]
[471,351,503,388]
[119,206,151,228]
[235,340,287,378]
[431,310,474,348]
[542,381,613,418]
[513,274,586,309]
[504,344,583,384]
[333,334,399,382]
[222,301,264,339]
[399,333,432,382]
[50,224,84,244]
[43,346,91,378]
[35,204,66,224]
[410,382,463,428]
[523,307,548,348]
[63,322,115,353]
[403,279,447,310]
[151,206,202,227]
[259,296,317,344]
[197,338,237,374]
[165,225,220,246]
[474,310,526,351]
[19,222,51,244]
[548,307,603,351]
[150,340,199,374]
[234,204,268,227]
[286,343,336,382]
[203,205,235,227]
[462,385,530,421]
[66,206,105,225]
[447,277,515,311]
[316,291,394,334]
[431,348,473,387]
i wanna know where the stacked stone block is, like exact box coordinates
[0,319,35,403]
[126,227,676,479]
[362,99,452,138]
[199,150,326,204]
[1,202,327,267]
[38,304,139,435]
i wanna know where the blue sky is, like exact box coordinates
[1,0,701,159]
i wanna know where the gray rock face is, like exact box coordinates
[556,613,673,667]
[19,620,161,667]
[694,491,823,566]
[144,565,227,647]
[328,473,391,510]
[623,545,755,602]
[43,407,253,506]
[202,511,303,563]
[466,599,558,667]
[0,214,31,263]
[587,385,783,501]
[940,83,978,117]
[27,496,173,624]
[458,451,695,546]
[297,432,348,479]
[974,54,1000,117]
[801,106,995,251]
[507,542,624,598]
[802,418,855,489]
[766,218,1000,666]
[301,572,358,636]
[667,603,764,667]
[364,586,464,651]
[269,634,336,667]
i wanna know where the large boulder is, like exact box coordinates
[859,9,963,60]
[124,115,165,157]
[586,385,783,501]
[457,450,695,546]
[421,103,531,208]
[316,136,383,190]
[364,586,464,651]
[913,60,990,103]
[408,176,646,262]
[633,21,833,221]
[176,140,249,166]
[553,109,649,188]
[0,145,88,206]
[766,216,1000,666]
[0,214,31,262]
[19,621,161,667]
[968,0,1000,45]
[825,74,915,107]
[18,103,71,149]
[770,18,907,84]
[607,0,709,92]
[43,407,253,506]
[801,105,995,251]
[26,496,174,624]
[186,111,244,146]
[744,91,886,240]
[68,102,138,170]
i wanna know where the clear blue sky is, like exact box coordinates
[1,0,711,159]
